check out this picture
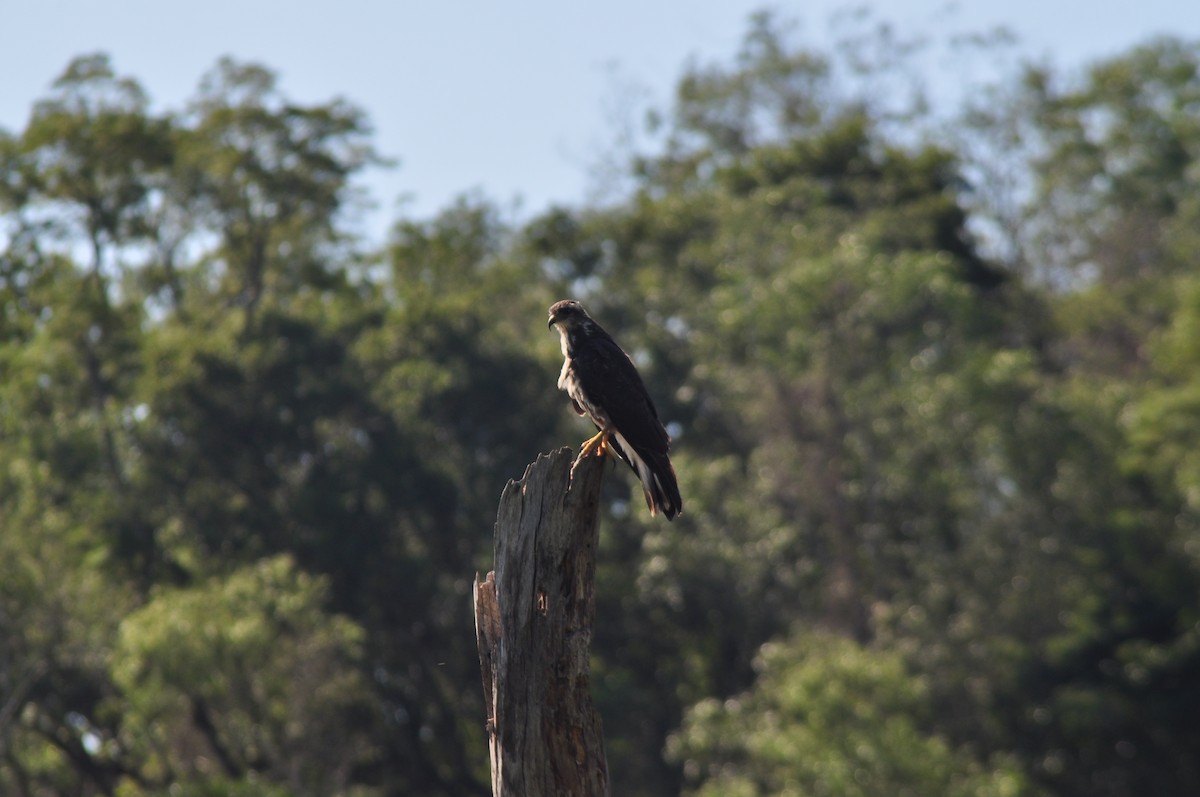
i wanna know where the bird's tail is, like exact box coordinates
[612,432,682,520]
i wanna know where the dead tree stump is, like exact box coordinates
[473,447,609,797]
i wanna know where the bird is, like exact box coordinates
[548,299,682,520]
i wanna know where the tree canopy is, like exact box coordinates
[2,13,1199,797]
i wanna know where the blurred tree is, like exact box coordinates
[960,38,1200,376]
[1024,39,1200,286]
[0,57,161,795]
[938,38,1200,796]
[668,630,1036,797]
[2,17,1200,797]
[110,556,376,796]
[176,56,381,326]
[0,54,173,292]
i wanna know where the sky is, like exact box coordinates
[3,1,1199,242]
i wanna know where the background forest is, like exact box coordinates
[2,11,1200,797]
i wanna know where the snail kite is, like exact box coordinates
[548,299,682,520]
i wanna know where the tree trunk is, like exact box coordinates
[474,447,609,797]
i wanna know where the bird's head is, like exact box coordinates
[548,299,590,331]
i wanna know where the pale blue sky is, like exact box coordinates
[3,1,1199,241]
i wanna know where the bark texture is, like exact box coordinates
[474,447,609,797]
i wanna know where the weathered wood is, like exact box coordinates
[474,447,609,797]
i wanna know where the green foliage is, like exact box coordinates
[110,556,375,796]
[3,16,1200,797]
[669,631,1035,797]
[1125,278,1200,510]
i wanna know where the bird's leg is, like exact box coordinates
[571,429,612,479]
[578,428,611,460]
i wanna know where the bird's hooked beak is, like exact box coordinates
[547,314,557,330]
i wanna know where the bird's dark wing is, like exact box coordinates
[571,327,681,518]
[570,329,669,454]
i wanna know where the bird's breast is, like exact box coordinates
[560,363,610,428]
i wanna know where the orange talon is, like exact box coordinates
[577,428,611,460]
